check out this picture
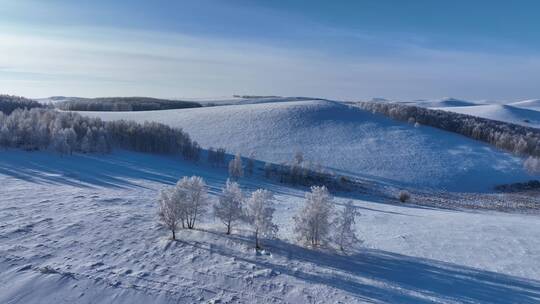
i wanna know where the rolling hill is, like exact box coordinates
[434,104,540,128]
[79,99,530,192]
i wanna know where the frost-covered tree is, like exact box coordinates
[51,128,71,155]
[172,176,209,229]
[0,107,201,158]
[290,151,306,184]
[294,186,334,247]
[245,152,256,176]
[228,153,244,180]
[264,162,273,178]
[333,200,359,252]
[214,179,243,234]
[524,156,540,174]
[157,189,182,240]
[245,189,278,249]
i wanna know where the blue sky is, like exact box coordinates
[1,0,539,100]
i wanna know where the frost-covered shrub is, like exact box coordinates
[398,190,411,203]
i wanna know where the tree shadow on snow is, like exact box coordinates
[187,232,540,304]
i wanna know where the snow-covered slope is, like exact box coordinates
[80,99,529,192]
[435,104,540,128]
[1,151,539,303]
[411,97,481,108]
[509,99,540,111]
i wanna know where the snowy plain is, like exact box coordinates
[79,99,532,192]
[1,150,539,304]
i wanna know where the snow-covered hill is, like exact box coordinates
[434,104,540,128]
[80,99,530,192]
[1,150,539,304]
[509,99,540,111]
[411,97,481,108]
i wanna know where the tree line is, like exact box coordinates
[0,108,200,159]
[55,97,202,112]
[0,94,44,115]
[158,175,359,251]
[356,101,540,157]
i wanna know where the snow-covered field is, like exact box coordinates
[1,150,539,304]
[78,99,531,192]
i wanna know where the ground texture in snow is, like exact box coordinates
[1,151,539,304]
[79,99,531,192]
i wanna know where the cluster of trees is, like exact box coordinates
[106,120,200,159]
[357,101,540,157]
[0,108,200,159]
[157,177,359,251]
[158,176,279,249]
[0,95,44,114]
[207,147,226,166]
[263,153,353,191]
[55,97,202,112]
[294,186,359,249]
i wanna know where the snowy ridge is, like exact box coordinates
[80,99,529,191]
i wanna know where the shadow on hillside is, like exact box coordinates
[187,232,540,304]
[0,151,182,189]
[0,150,301,197]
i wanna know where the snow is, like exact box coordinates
[79,99,530,192]
[1,150,539,303]
[434,104,540,128]
[509,99,540,111]
[411,97,482,108]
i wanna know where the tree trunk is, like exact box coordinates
[255,229,260,250]
[172,229,176,240]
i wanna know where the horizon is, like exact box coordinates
[1,0,540,101]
